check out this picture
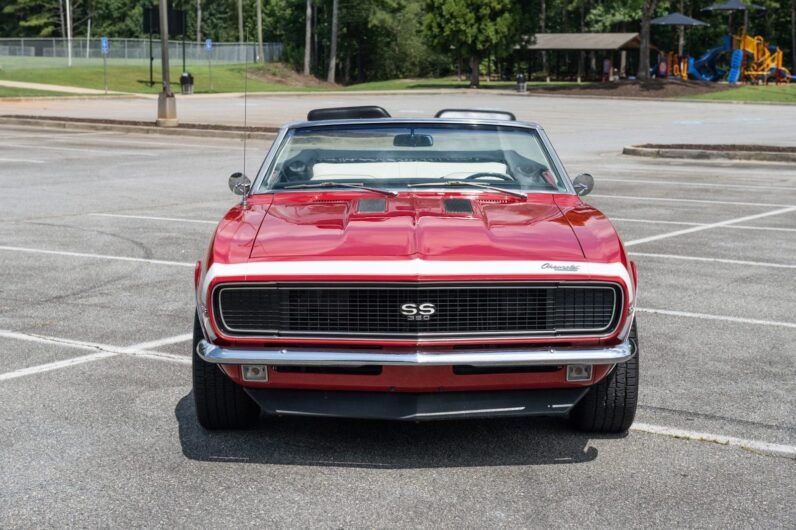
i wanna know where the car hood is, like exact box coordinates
[248,192,587,261]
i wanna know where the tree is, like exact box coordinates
[792,0,795,71]
[238,0,244,44]
[540,0,547,78]
[2,0,63,36]
[195,0,202,46]
[256,0,265,63]
[423,0,518,87]
[327,0,339,82]
[304,0,312,75]
[638,0,658,79]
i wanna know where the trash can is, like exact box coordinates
[516,73,527,93]
[180,72,194,95]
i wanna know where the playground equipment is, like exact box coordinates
[687,38,730,81]
[731,33,791,83]
[677,31,792,84]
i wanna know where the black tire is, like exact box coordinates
[570,321,639,434]
[192,313,260,430]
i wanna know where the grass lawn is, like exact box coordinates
[685,84,796,104]
[0,61,576,94]
[0,63,332,94]
[0,86,74,97]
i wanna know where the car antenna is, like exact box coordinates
[241,47,249,207]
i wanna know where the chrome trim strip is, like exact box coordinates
[195,338,634,366]
[212,281,623,339]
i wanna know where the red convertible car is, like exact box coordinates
[193,106,638,432]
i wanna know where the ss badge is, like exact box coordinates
[400,303,436,321]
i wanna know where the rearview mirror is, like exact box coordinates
[228,172,251,196]
[393,133,434,147]
[572,173,594,196]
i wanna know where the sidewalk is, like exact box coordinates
[0,80,125,95]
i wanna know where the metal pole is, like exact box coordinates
[149,30,154,86]
[65,0,72,66]
[157,0,178,126]
[86,18,91,59]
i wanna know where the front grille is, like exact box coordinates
[213,282,622,340]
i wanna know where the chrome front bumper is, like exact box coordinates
[196,339,634,366]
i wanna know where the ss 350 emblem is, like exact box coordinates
[400,303,436,321]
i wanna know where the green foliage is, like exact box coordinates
[2,0,62,37]
[422,0,518,57]
[2,0,795,82]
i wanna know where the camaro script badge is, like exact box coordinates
[542,263,581,272]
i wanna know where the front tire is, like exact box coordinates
[192,313,260,430]
[570,321,639,433]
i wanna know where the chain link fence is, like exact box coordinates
[0,38,282,69]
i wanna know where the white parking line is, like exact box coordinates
[0,157,45,164]
[131,333,192,350]
[614,217,796,234]
[57,136,241,151]
[624,206,796,247]
[0,245,194,267]
[1,329,792,458]
[590,194,795,208]
[630,251,796,269]
[631,423,796,460]
[1,143,157,157]
[0,351,118,382]
[0,330,192,381]
[0,330,113,352]
[89,213,217,225]
[598,177,796,192]
[637,308,796,329]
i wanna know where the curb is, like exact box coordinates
[622,145,796,163]
[0,116,278,141]
[0,94,145,102]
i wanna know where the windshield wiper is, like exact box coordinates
[408,180,527,199]
[282,181,398,197]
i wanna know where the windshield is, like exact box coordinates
[259,124,570,194]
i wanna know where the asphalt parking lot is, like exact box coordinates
[1,109,795,527]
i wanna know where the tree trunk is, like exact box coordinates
[256,0,265,64]
[196,0,202,47]
[59,0,66,38]
[540,0,547,78]
[327,0,338,83]
[304,0,312,75]
[638,0,657,80]
[469,53,480,87]
[678,0,685,56]
[238,0,244,44]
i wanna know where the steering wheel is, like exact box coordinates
[465,172,515,182]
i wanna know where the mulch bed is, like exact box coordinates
[526,79,732,98]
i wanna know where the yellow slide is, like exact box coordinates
[734,33,791,83]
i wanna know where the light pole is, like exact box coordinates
[157,0,178,127]
[65,0,72,66]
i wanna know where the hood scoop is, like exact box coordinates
[443,198,473,214]
[358,198,387,213]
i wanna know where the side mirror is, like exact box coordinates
[572,173,594,196]
[228,172,251,196]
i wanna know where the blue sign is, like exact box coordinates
[204,39,213,51]
[100,36,109,55]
